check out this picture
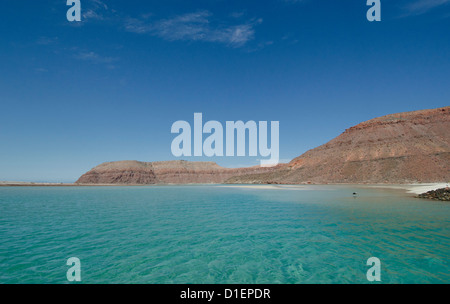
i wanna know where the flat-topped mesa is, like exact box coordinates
[76,160,157,184]
[76,160,284,184]
[228,106,450,184]
[345,107,449,132]
[77,107,449,185]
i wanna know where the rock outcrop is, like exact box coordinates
[417,188,450,201]
[227,106,450,184]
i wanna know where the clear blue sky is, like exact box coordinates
[1,0,449,182]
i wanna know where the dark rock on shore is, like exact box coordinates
[417,188,450,201]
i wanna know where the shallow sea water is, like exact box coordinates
[0,185,448,283]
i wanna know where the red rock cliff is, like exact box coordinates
[77,107,449,185]
[227,106,450,184]
[76,160,284,184]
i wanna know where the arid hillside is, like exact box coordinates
[76,160,284,184]
[77,107,449,184]
[227,106,450,184]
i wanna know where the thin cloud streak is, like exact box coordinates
[81,0,114,22]
[402,0,450,16]
[74,50,119,69]
[125,11,262,48]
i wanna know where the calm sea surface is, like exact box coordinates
[0,185,448,284]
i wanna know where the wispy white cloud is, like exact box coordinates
[245,40,275,53]
[83,9,104,21]
[402,0,450,16]
[82,0,114,21]
[64,2,264,49]
[75,51,117,63]
[124,18,152,34]
[74,50,119,69]
[125,11,262,48]
[36,36,58,45]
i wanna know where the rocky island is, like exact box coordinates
[76,106,449,185]
[76,160,285,184]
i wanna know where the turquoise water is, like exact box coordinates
[0,185,448,284]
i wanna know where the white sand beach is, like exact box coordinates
[220,183,449,195]
[378,183,449,195]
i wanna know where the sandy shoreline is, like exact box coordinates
[366,183,449,195]
[1,181,447,195]
[220,183,449,194]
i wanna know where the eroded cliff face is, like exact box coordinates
[77,107,449,185]
[227,107,450,184]
[76,160,284,184]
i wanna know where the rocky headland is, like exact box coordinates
[76,160,285,184]
[227,106,449,184]
[77,106,449,185]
